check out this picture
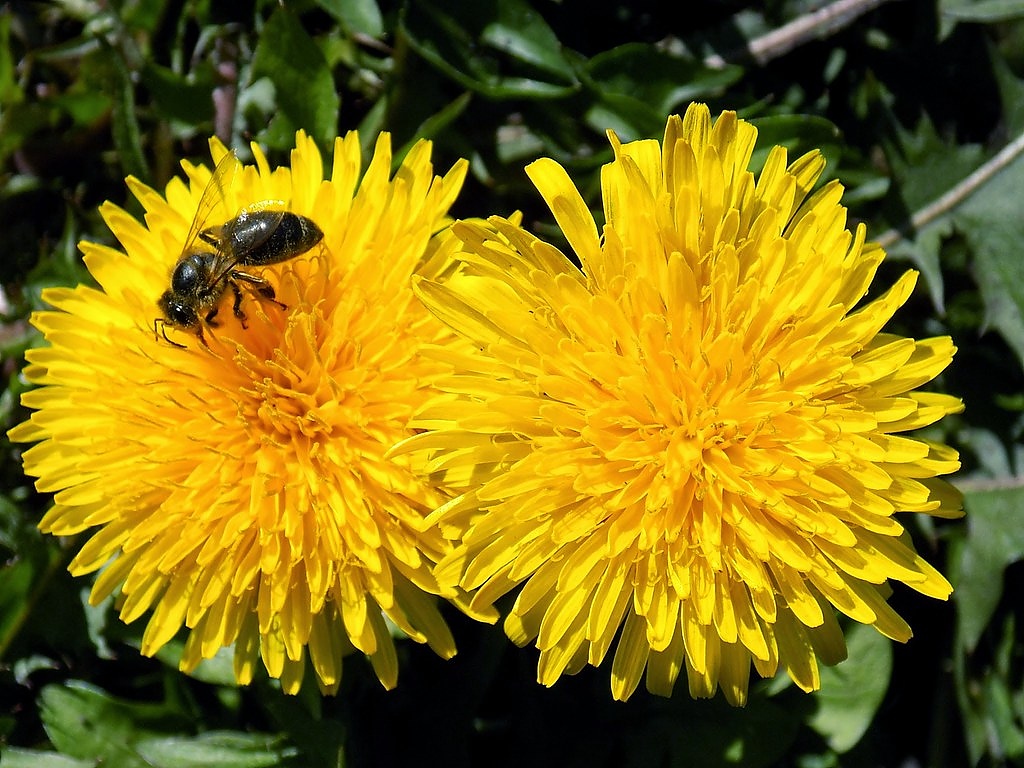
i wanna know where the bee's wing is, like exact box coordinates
[231,207,286,255]
[181,151,238,256]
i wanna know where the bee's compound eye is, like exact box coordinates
[171,304,197,326]
[158,291,197,328]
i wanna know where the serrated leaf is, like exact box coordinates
[886,218,952,313]
[39,681,189,767]
[955,149,1024,367]
[809,623,893,752]
[400,0,578,100]
[251,8,339,147]
[884,113,985,211]
[879,111,990,319]
[956,486,1024,650]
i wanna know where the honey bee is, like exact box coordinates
[154,152,324,348]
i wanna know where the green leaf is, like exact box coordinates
[0,11,23,106]
[883,113,986,211]
[317,0,384,37]
[39,681,190,767]
[878,111,988,315]
[983,615,1024,760]
[251,8,340,147]
[0,748,94,768]
[395,91,472,163]
[955,486,1024,650]
[666,698,804,768]
[400,0,578,100]
[885,217,952,313]
[0,495,63,659]
[480,0,576,81]
[141,61,216,126]
[152,641,239,686]
[954,148,1024,367]
[81,43,147,181]
[809,623,893,752]
[583,44,743,139]
[135,732,295,768]
[942,0,1024,21]
[748,114,844,175]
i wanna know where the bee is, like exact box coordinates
[154,152,324,348]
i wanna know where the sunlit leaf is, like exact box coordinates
[317,0,384,37]
[39,681,189,767]
[809,623,893,752]
[942,0,1024,21]
[0,748,94,768]
[135,732,295,768]
[0,12,23,106]
[955,151,1024,367]
[956,487,1024,650]
[480,0,576,81]
[885,218,952,313]
[400,0,578,99]
[251,8,340,147]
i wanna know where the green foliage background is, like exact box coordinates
[2,0,1023,766]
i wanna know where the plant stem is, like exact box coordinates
[876,130,1024,248]
[704,0,898,68]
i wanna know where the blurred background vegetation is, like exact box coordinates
[2,0,1023,766]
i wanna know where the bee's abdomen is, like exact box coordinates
[228,212,324,266]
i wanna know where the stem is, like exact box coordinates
[704,0,899,68]
[876,130,1024,249]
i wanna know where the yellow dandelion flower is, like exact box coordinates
[394,104,964,706]
[9,131,479,694]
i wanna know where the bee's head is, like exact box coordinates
[158,290,198,328]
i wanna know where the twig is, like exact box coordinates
[704,0,898,68]
[875,130,1024,249]
[951,474,1024,494]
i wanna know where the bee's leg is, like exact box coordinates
[203,305,220,326]
[231,269,288,310]
[224,279,248,328]
[195,325,211,349]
